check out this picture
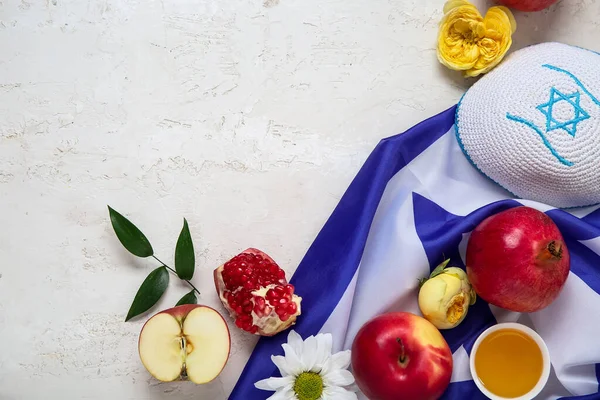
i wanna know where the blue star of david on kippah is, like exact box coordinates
[536,87,590,137]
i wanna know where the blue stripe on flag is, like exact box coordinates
[441,380,488,399]
[547,210,600,295]
[229,106,458,399]
[583,208,600,231]
[550,209,600,241]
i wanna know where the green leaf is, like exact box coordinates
[175,218,195,280]
[175,290,197,306]
[125,266,169,321]
[469,288,477,305]
[419,259,451,288]
[108,206,154,258]
[429,259,450,280]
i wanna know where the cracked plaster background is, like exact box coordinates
[0,0,599,398]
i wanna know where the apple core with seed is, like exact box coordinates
[138,304,231,384]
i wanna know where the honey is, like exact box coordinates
[474,328,543,398]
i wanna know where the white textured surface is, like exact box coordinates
[0,0,599,398]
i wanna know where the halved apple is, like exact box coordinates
[138,304,230,384]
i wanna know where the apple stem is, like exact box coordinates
[547,241,562,259]
[152,255,201,295]
[396,338,407,363]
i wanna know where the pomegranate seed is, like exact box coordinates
[287,303,297,314]
[280,313,290,321]
[275,305,286,315]
[254,297,265,308]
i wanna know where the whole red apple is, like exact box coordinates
[351,312,453,400]
[466,206,570,313]
[497,0,559,12]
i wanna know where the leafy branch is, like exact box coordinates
[108,206,200,321]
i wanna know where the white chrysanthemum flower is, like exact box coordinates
[254,330,357,400]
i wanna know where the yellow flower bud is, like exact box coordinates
[437,0,516,77]
[418,263,476,330]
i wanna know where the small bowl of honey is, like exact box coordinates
[470,323,551,400]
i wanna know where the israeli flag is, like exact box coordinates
[230,106,600,400]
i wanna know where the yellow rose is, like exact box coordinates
[418,260,476,330]
[437,0,517,77]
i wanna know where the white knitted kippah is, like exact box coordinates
[456,42,600,208]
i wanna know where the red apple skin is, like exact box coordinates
[351,312,453,400]
[497,0,559,12]
[466,206,570,313]
[161,304,202,320]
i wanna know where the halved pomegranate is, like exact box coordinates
[214,248,302,336]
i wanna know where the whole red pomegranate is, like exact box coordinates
[497,0,559,12]
[466,207,570,312]
[214,248,302,336]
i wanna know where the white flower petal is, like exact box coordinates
[318,357,334,377]
[287,330,304,356]
[301,335,319,372]
[282,343,305,375]
[266,386,297,400]
[345,383,360,393]
[322,385,358,400]
[255,376,294,391]
[260,330,355,400]
[314,333,333,367]
[323,369,355,387]
[330,350,351,370]
[272,355,294,377]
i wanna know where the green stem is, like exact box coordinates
[152,255,201,295]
